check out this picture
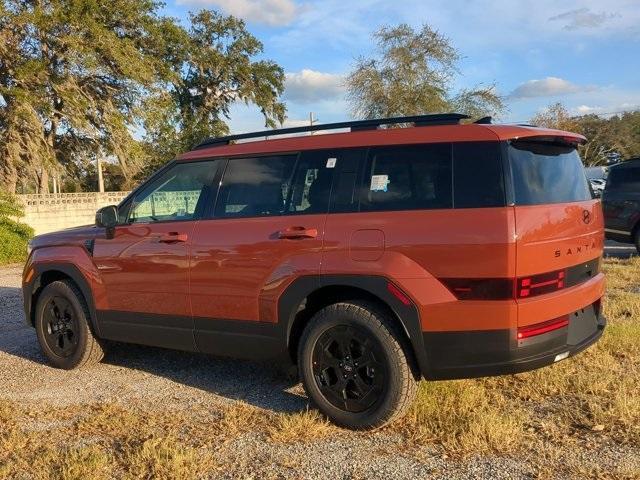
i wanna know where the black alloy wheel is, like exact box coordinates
[35,280,105,370]
[312,325,387,413]
[41,295,79,358]
[298,301,417,429]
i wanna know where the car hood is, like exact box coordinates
[30,224,101,250]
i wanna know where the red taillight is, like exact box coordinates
[517,269,566,299]
[517,315,569,339]
[387,282,412,306]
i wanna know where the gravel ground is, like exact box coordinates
[1,263,637,479]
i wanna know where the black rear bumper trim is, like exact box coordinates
[423,308,606,380]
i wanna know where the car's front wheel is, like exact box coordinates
[34,280,105,370]
[298,301,417,429]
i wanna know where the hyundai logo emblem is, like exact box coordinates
[582,210,591,224]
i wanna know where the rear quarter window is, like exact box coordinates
[361,144,453,211]
[509,141,591,205]
[453,142,505,208]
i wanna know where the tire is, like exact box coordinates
[34,280,105,370]
[635,228,640,254]
[298,301,417,429]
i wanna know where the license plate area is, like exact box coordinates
[567,303,599,346]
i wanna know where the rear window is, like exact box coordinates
[606,165,640,192]
[509,141,591,205]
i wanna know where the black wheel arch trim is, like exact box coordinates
[25,263,101,337]
[278,275,430,378]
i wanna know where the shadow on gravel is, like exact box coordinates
[1,286,307,414]
[102,343,308,413]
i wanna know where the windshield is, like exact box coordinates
[509,141,591,205]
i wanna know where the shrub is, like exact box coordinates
[0,192,34,265]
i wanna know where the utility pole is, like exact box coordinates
[309,112,318,134]
[97,158,105,193]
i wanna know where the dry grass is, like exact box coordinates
[392,257,640,460]
[0,402,220,479]
[268,409,334,443]
[0,257,638,478]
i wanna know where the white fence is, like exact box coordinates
[18,192,130,235]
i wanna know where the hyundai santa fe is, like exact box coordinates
[23,114,606,429]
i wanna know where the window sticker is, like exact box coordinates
[326,157,337,168]
[370,174,389,192]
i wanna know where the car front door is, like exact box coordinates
[189,151,335,356]
[92,159,221,350]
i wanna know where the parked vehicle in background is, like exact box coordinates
[602,158,640,253]
[22,114,606,429]
[589,178,606,198]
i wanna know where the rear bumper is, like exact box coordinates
[423,301,605,380]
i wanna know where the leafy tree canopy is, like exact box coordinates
[346,24,504,120]
[0,0,285,193]
[139,10,285,176]
[531,103,640,166]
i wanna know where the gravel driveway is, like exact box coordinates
[1,264,637,479]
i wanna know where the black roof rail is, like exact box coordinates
[194,113,470,149]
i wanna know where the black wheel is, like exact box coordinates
[298,301,417,429]
[34,280,105,370]
[635,228,640,254]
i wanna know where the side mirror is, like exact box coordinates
[96,205,118,229]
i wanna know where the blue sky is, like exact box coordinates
[163,0,640,133]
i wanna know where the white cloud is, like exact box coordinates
[176,0,299,26]
[575,105,602,114]
[509,77,597,99]
[549,8,618,30]
[283,69,345,103]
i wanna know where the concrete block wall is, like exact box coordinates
[19,192,130,236]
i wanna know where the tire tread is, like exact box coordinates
[36,280,105,369]
[298,300,417,429]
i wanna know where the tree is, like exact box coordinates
[530,102,580,132]
[346,24,504,120]
[0,2,286,193]
[530,103,640,166]
[0,0,171,193]
[0,192,33,264]
[139,11,285,177]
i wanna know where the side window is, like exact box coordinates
[215,156,296,218]
[128,161,218,224]
[360,144,453,212]
[453,142,505,208]
[288,151,334,214]
[329,148,365,213]
[607,166,640,192]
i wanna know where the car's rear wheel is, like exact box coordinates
[34,280,105,370]
[298,301,417,429]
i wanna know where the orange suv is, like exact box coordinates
[23,114,605,429]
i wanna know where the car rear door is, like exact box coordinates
[189,151,334,356]
[508,139,605,334]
